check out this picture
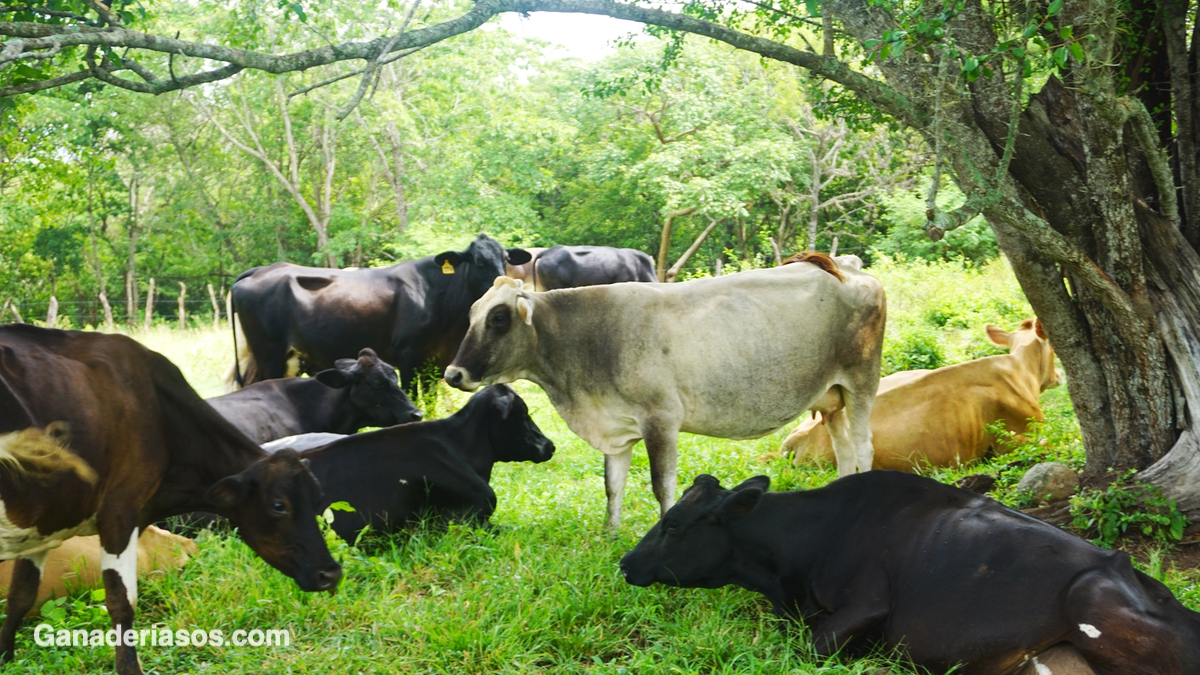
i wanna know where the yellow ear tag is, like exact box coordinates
[441,260,455,275]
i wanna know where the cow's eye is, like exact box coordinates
[663,521,679,534]
[271,501,288,515]
[490,311,509,327]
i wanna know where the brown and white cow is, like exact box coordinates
[445,253,886,528]
[0,526,197,610]
[0,325,340,675]
[781,318,1063,470]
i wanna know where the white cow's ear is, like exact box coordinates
[516,296,534,325]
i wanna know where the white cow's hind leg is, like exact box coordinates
[604,449,634,530]
[825,384,875,475]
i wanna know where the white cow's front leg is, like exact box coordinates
[643,423,680,517]
[604,449,633,530]
[101,526,142,675]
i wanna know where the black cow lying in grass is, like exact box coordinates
[620,471,1200,675]
[208,348,421,443]
[269,384,554,543]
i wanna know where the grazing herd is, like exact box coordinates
[0,233,1198,675]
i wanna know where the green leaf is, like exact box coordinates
[1022,24,1037,39]
[963,56,979,73]
[1047,0,1062,16]
[804,0,820,17]
[1059,25,1073,40]
[1069,42,1084,62]
[91,588,106,602]
[1053,46,1068,68]
[329,501,356,512]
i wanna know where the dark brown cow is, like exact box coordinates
[0,325,340,675]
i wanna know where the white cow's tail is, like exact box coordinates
[0,423,98,484]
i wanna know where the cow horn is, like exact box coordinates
[493,276,518,289]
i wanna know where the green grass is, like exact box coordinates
[7,258,1199,673]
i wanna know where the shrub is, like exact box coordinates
[1070,472,1187,549]
[881,326,944,374]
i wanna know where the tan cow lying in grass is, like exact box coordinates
[782,318,1062,471]
[0,526,197,614]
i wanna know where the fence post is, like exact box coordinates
[144,278,155,330]
[177,282,187,330]
[98,291,115,331]
[8,299,22,324]
[46,296,58,328]
[207,283,220,325]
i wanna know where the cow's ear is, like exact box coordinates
[333,358,357,371]
[985,324,1010,347]
[516,296,534,325]
[1034,318,1047,340]
[506,248,532,265]
[315,369,353,389]
[719,487,764,521]
[732,475,770,493]
[493,387,515,420]
[434,251,464,268]
[205,475,249,509]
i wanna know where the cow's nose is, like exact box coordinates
[316,564,342,591]
[445,368,464,388]
[409,410,424,422]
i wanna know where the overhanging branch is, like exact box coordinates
[0,0,921,127]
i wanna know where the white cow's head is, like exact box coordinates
[444,277,538,391]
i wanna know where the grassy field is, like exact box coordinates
[8,258,1200,674]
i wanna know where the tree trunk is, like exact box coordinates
[665,219,719,282]
[656,206,698,281]
[207,283,221,325]
[177,282,187,330]
[98,292,114,330]
[144,278,155,329]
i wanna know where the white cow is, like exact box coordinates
[445,253,886,528]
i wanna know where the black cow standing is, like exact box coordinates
[530,245,657,291]
[230,234,531,389]
[208,348,421,443]
[621,472,1200,675]
[269,384,554,543]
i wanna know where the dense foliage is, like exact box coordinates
[0,21,1005,327]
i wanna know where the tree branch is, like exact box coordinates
[1,0,923,127]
